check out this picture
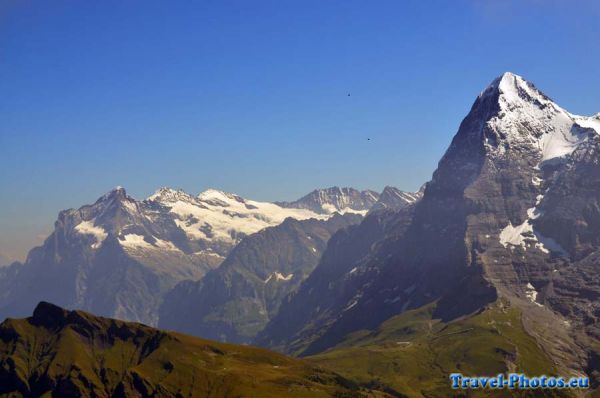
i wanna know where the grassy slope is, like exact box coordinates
[0,304,363,398]
[308,300,574,398]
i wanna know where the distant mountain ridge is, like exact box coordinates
[0,184,416,328]
[370,186,423,212]
[277,187,380,214]
[0,187,331,326]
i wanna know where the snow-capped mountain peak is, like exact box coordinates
[369,186,423,212]
[44,185,402,278]
[474,72,599,163]
[480,72,550,105]
[277,187,380,215]
[95,185,128,203]
[197,188,245,206]
[147,187,197,204]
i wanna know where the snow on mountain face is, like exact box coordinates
[472,73,600,257]
[277,187,380,215]
[4,184,409,326]
[1,186,347,326]
[74,220,107,249]
[264,272,294,283]
[370,186,423,212]
[58,185,390,263]
[67,186,329,258]
[146,187,197,203]
[148,188,329,250]
[498,193,567,255]
[480,72,599,163]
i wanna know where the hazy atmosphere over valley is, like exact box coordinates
[1,1,600,397]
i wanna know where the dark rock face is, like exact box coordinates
[159,213,362,343]
[259,73,600,378]
[256,205,418,353]
[533,137,600,340]
[258,74,505,355]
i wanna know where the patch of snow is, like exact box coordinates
[120,234,152,249]
[525,282,543,307]
[573,115,600,134]
[499,195,567,256]
[343,300,358,311]
[120,234,179,251]
[402,192,421,203]
[338,207,369,215]
[147,187,196,203]
[164,189,328,243]
[320,203,368,215]
[321,203,338,214]
[264,272,294,283]
[74,220,108,249]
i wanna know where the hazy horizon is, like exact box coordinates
[2,0,600,262]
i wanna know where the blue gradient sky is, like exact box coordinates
[1,0,600,261]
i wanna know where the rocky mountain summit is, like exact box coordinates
[277,187,380,214]
[370,186,423,212]
[259,72,600,382]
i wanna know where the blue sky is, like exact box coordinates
[1,0,599,261]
